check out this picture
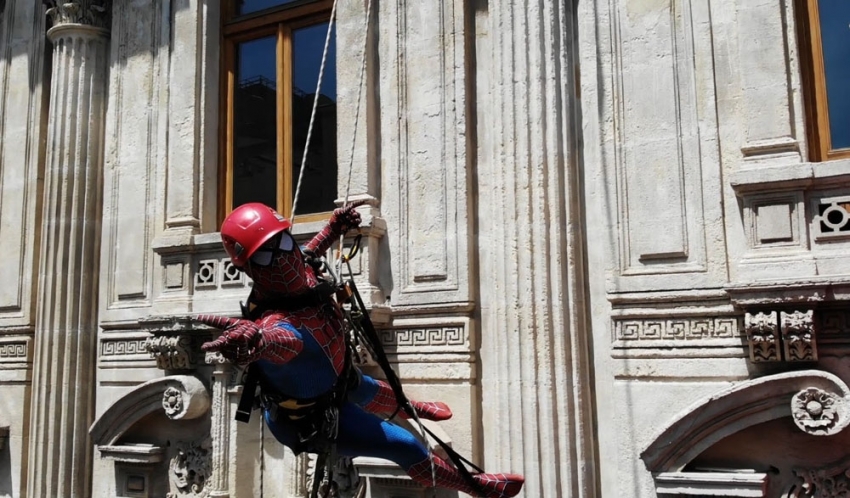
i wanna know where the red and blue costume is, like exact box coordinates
[197,202,523,498]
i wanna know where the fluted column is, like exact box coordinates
[27,2,111,497]
[477,2,598,497]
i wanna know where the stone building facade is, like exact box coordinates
[0,0,848,497]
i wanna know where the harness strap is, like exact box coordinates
[344,278,487,495]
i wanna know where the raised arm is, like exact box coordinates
[303,200,366,256]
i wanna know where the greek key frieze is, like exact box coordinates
[379,327,467,348]
[614,317,742,341]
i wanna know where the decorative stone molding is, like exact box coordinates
[0,340,28,361]
[168,439,211,498]
[306,456,362,498]
[813,194,850,241]
[162,387,185,418]
[642,370,850,472]
[207,361,233,497]
[352,342,377,367]
[791,388,843,435]
[782,310,817,361]
[44,0,112,30]
[145,335,196,370]
[101,337,148,357]
[745,311,781,362]
[791,456,850,498]
[140,315,216,370]
[379,326,466,348]
[98,444,164,464]
[654,471,769,497]
[614,317,742,341]
[743,309,818,363]
[91,376,211,446]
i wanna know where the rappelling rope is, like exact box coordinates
[290,0,340,219]
[289,0,445,494]
[335,0,373,280]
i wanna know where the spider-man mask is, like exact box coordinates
[243,231,317,295]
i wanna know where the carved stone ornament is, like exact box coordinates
[306,455,363,498]
[43,0,112,30]
[167,439,211,498]
[745,311,781,362]
[352,343,377,367]
[790,457,850,497]
[792,388,842,435]
[145,335,196,370]
[782,310,817,362]
[162,387,185,418]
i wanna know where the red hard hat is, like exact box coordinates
[220,203,292,267]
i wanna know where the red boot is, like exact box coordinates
[402,401,453,422]
[363,380,453,421]
[407,455,524,498]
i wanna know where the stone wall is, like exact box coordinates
[579,0,850,495]
[0,0,849,497]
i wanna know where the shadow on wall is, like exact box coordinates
[0,433,11,498]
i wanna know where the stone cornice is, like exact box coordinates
[44,0,111,31]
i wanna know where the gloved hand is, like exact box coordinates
[196,315,265,364]
[329,199,368,233]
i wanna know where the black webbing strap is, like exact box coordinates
[345,279,487,495]
[236,363,259,423]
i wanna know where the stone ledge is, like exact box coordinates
[98,444,164,464]
[730,158,850,194]
[726,277,850,307]
[152,213,387,257]
[654,470,768,497]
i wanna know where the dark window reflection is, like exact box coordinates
[233,36,278,210]
[818,0,850,150]
[237,0,304,16]
[292,22,338,214]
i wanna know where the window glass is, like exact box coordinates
[818,0,850,150]
[237,0,302,17]
[291,22,338,214]
[233,36,278,209]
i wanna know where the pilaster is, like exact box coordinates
[476,1,598,496]
[206,352,233,498]
[27,2,111,497]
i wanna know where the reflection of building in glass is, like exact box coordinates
[292,87,337,214]
[233,75,277,207]
[231,74,337,213]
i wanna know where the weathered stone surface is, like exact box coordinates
[1,0,850,497]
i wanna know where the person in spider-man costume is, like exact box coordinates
[196,202,524,498]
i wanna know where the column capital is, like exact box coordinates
[44,0,111,33]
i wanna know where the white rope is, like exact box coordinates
[335,0,373,279]
[291,0,340,219]
[340,0,373,210]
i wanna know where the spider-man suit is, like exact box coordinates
[197,202,523,498]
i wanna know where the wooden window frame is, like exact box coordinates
[796,0,850,162]
[219,0,336,225]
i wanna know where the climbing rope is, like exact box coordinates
[289,1,443,495]
[290,0,340,219]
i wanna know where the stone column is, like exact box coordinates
[27,2,111,497]
[476,2,598,497]
[207,354,232,498]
